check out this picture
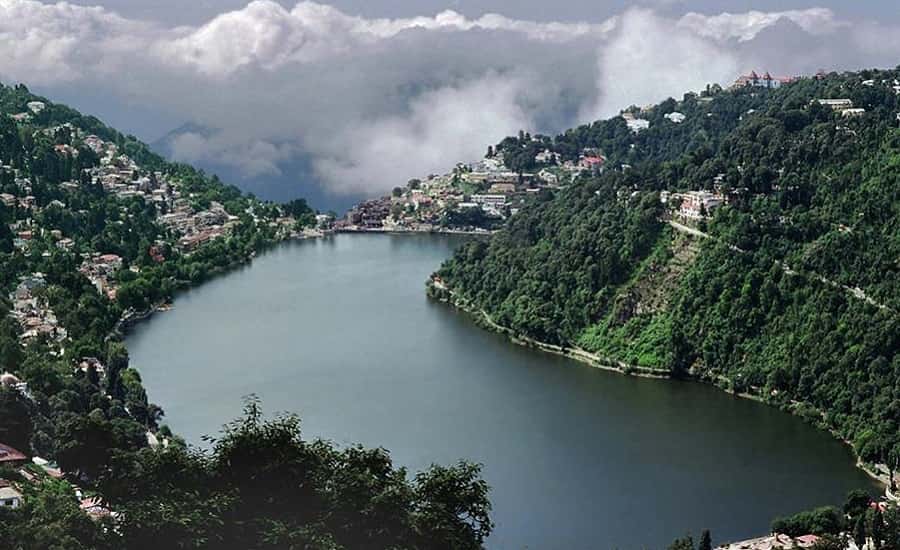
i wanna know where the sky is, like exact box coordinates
[2,1,900,210]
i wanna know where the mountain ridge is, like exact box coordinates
[432,67,900,478]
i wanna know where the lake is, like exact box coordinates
[127,233,879,549]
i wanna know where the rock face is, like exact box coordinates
[610,233,700,327]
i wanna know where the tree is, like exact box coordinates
[0,386,32,453]
[869,507,885,550]
[854,515,867,549]
[669,535,695,550]
[772,507,842,537]
[844,489,873,519]
[889,445,900,491]
[698,529,712,550]
[101,399,493,549]
[105,341,129,400]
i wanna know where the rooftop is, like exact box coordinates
[0,443,27,464]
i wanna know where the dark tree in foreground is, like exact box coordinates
[96,398,493,549]
[698,529,712,550]
[0,386,32,452]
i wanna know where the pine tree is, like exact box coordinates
[854,515,867,549]
[698,530,712,550]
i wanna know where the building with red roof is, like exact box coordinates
[733,70,798,89]
[0,443,27,467]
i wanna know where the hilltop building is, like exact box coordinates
[733,71,797,89]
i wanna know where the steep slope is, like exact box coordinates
[434,68,900,468]
[0,83,493,549]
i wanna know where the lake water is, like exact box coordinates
[128,233,879,549]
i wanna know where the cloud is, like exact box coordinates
[166,130,299,178]
[1,1,899,206]
[677,8,841,42]
[583,8,738,121]
[310,73,532,194]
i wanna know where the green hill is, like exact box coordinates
[0,83,490,550]
[433,68,900,471]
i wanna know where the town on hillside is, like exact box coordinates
[0,87,334,523]
[343,68,900,236]
[1,118,331,350]
[339,146,602,233]
[3,65,900,543]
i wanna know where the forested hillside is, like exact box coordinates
[434,68,900,472]
[0,83,491,549]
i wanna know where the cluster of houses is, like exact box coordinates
[79,253,124,301]
[342,147,613,232]
[6,100,46,123]
[158,200,240,252]
[8,273,67,344]
[4,119,323,265]
[0,439,112,521]
[76,129,230,250]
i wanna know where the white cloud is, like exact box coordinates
[1,1,899,204]
[167,130,298,178]
[310,73,532,194]
[583,8,738,121]
[677,8,841,42]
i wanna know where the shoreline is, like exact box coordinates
[335,226,495,236]
[115,229,892,496]
[112,231,329,338]
[432,284,891,494]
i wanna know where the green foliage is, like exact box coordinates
[438,181,662,345]
[95,399,492,549]
[438,68,900,458]
[0,477,112,550]
[0,386,33,452]
[771,506,843,537]
[668,534,695,550]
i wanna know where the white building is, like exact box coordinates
[538,169,559,184]
[665,112,686,124]
[842,108,866,118]
[0,484,22,508]
[676,191,724,219]
[534,149,559,164]
[26,101,46,114]
[471,194,507,208]
[626,118,650,133]
[815,98,853,111]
